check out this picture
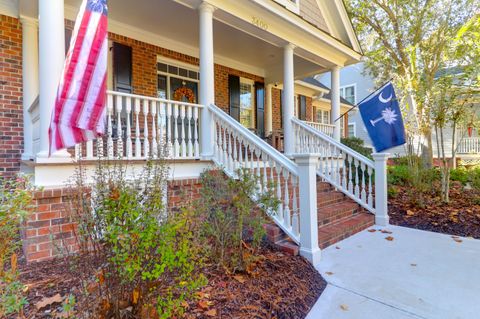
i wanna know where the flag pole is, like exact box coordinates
[333,78,393,123]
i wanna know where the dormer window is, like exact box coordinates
[273,0,300,14]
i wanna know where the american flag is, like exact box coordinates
[49,0,108,154]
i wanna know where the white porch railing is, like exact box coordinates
[302,120,335,137]
[292,118,389,225]
[458,137,480,154]
[209,103,303,244]
[75,90,203,160]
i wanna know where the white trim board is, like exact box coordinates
[0,0,18,18]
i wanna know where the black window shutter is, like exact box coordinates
[113,42,133,93]
[299,95,307,121]
[255,82,265,138]
[229,75,240,121]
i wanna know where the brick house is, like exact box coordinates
[1,0,390,266]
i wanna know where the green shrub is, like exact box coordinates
[196,169,278,273]
[68,160,206,318]
[469,167,480,190]
[450,167,469,184]
[388,165,412,185]
[390,155,422,166]
[0,175,34,316]
[341,137,373,159]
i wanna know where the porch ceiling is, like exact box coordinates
[58,0,328,82]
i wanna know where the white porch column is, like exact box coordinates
[198,2,216,158]
[37,0,70,160]
[331,66,341,141]
[20,16,38,160]
[283,44,295,156]
[294,153,321,268]
[373,153,390,226]
[265,83,273,135]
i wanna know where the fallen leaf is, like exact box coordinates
[453,238,463,243]
[197,300,211,310]
[35,294,63,310]
[132,288,140,305]
[205,309,217,317]
[335,246,341,249]
[381,230,393,234]
[385,236,394,241]
[410,263,417,267]
[406,210,415,216]
[368,229,376,233]
[325,271,334,276]
[340,304,349,311]
[233,275,246,283]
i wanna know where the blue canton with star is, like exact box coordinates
[87,0,108,15]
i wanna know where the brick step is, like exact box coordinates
[317,191,347,206]
[263,223,299,256]
[318,212,374,249]
[317,201,361,226]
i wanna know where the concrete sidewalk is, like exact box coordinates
[306,225,480,319]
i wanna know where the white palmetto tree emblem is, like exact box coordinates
[370,107,399,127]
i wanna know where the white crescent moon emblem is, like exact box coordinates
[379,92,392,103]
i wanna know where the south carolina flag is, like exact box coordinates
[359,82,406,152]
[49,0,108,154]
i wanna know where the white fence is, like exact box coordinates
[458,137,480,154]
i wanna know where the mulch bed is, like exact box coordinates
[13,245,325,319]
[389,182,480,238]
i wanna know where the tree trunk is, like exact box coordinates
[451,121,457,169]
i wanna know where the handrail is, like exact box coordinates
[302,120,335,128]
[293,118,374,168]
[28,95,40,113]
[106,90,203,108]
[209,104,299,175]
[209,103,301,243]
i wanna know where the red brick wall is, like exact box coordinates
[0,15,23,177]
[272,88,282,131]
[24,178,203,263]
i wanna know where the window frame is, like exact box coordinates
[348,122,356,137]
[156,57,199,100]
[239,77,255,129]
[340,83,357,105]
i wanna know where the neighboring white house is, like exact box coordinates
[317,62,480,163]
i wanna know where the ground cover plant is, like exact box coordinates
[388,159,480,238]
[0,175,34,317]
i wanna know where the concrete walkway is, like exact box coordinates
[306,225,480,319]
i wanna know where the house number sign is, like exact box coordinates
[251,16,268,31]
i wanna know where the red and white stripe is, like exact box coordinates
[49,0,108,154]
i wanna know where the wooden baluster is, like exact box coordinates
[166,102,173,158]
[158,102,165,157]
[143,99,150,157]
[360,162,367,203]
[283,169,291,229]
[291,175,299,237]
[221,125,227,167]
[227,128,233,173]
[173,104,180,158]
[115,95,123,158]
[232,134,238,172]
[262,153,268,193]
[275,163,283,221]
[341,153,347,189]
[180,104,186,158]
[193,107,199,158]
[125,97,132,158]
[347,155,353,193]
[329,144,335,179]
[151,101,157,158]
[367,166,373,208]
[96,137,103,158]
[212,115,218,160]
[335,147,340,185]
[255,149,261,193]
[86,140,93,159]
[107,94,113,158]
[187,106,193,158]
[134,99,141,158]
[354,159,360,197]
[75,144,81,159]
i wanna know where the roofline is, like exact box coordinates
[295,80,330,93]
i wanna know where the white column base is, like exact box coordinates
[375,215,389,226]
[300,247,322,268]
[36,149,73,163]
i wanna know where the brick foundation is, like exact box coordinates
[23,178,204,263]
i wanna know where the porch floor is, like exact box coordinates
[307,225,480,319]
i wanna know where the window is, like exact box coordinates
[239,78,255,128]
[348,123,356,137]
[340,84,356,105]
[340,116,345,137]
[315,109,330,124]
[157,59,199,102]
